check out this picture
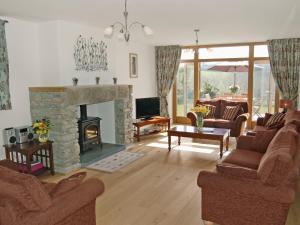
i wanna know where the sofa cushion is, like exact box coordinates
[251,129,278,153]
[197,100,221,118]
[258,129,298,186]
[203,118,217,127]
[223,105,240,121]
[216,162,258,179]
[220,100,248,116]
[265,112,285,128]
[203,104,216,118]
[213,119,235,129]
[223,149,264,170]
[0,166,52,211]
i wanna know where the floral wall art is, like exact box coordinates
[73,35,108,72]
[0,20,11,110]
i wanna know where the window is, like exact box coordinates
[173,43,278,125]
[199,46,249,59]
[200,61,248,102]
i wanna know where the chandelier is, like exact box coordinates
[104,0,153,42]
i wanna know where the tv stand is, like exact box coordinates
[133,116,170,142]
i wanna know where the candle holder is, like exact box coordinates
[95,76,100,85]
[113,77,117,85]
[72,77,78,86]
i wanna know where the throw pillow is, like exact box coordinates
[203,104,216,118]
[50,172,87,197]
[222,105,240,121]
[265,112,285,128]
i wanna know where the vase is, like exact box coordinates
[38,133,48,143]
[196,113,204,128]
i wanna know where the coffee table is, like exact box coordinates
[168,125,230,158]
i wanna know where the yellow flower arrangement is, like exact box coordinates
[32,118,51,135]
[191,104,210,117]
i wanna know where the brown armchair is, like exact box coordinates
[187,99,249,137]
[0,165,105,225]
[198,123,300,225]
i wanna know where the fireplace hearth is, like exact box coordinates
[78,105,102,153]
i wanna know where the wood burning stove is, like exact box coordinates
[78,105,102,153]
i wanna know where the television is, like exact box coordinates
[136,97,160,119]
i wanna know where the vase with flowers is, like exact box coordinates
[33,118,51,143]
[191,105,210,128]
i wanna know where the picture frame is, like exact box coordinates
[129,53,138,78]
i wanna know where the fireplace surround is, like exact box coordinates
[29,85,133,173]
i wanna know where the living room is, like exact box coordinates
[0,0,300,225]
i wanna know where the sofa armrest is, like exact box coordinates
[197,170,295,204]
[230,113,249,137]
[187,111,197,126]
[21,178,105,225]
[216,163,258,179]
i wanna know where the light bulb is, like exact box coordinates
[104,26,113,37]
[143,26,153,35]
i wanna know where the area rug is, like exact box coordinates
[85,151,144,173]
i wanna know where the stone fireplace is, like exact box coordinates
[29,85,133,173]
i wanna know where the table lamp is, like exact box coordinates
[279,99,293,112]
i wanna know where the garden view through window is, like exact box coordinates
[174,44,278,124]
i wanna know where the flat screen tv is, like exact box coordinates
[136,97,160,119]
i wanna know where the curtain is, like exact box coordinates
[155,45,181,117]
[268,38,300,109]
[0,19,11,110]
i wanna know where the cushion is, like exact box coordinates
[222,149,264,170]
[198,100,221,118]
[222,106,240,121]
[213,119,235,129]
[258,130,298,186]
[203,118,217,127]
[0,166,52,211]
[251,129,278,153]
[265,112,285,128]
[50,172,87,197]
[220,100,248,115]
[203,104,216,118]
[263,113,273,126]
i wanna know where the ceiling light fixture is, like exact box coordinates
[104,0,153,42]
[194,29,200,45]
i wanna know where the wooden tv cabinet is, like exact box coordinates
[133,116,170,142]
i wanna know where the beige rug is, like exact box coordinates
[86,151,144,173]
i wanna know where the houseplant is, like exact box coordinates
[32,118,51,142]
[191,105,210,128]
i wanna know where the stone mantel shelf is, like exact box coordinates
[29,85,132,93]
[29,85,133,106]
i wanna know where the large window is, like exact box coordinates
[173,43,278,126]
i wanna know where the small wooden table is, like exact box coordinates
[168,125,230,158]
[133,116,170,142]
[4,140,55,175]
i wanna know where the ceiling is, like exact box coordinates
[0,0,299,45]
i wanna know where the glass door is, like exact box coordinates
[176,63,194,120]
[252,60,276,121]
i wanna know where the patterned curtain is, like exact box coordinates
[268,38,300,109]
[155,45,181,117]
[0,19,11,110]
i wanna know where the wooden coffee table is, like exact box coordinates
[168,125,230,158]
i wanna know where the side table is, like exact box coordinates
[3,140,55,175]
[133,116,170,142]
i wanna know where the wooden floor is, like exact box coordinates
[42,133,300,225]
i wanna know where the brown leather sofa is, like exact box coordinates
[0,166,105,225]
[197,112,300,225]
[187,99,249,137]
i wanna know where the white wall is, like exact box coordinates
[0,18,156,154]
[0,18,41,158]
